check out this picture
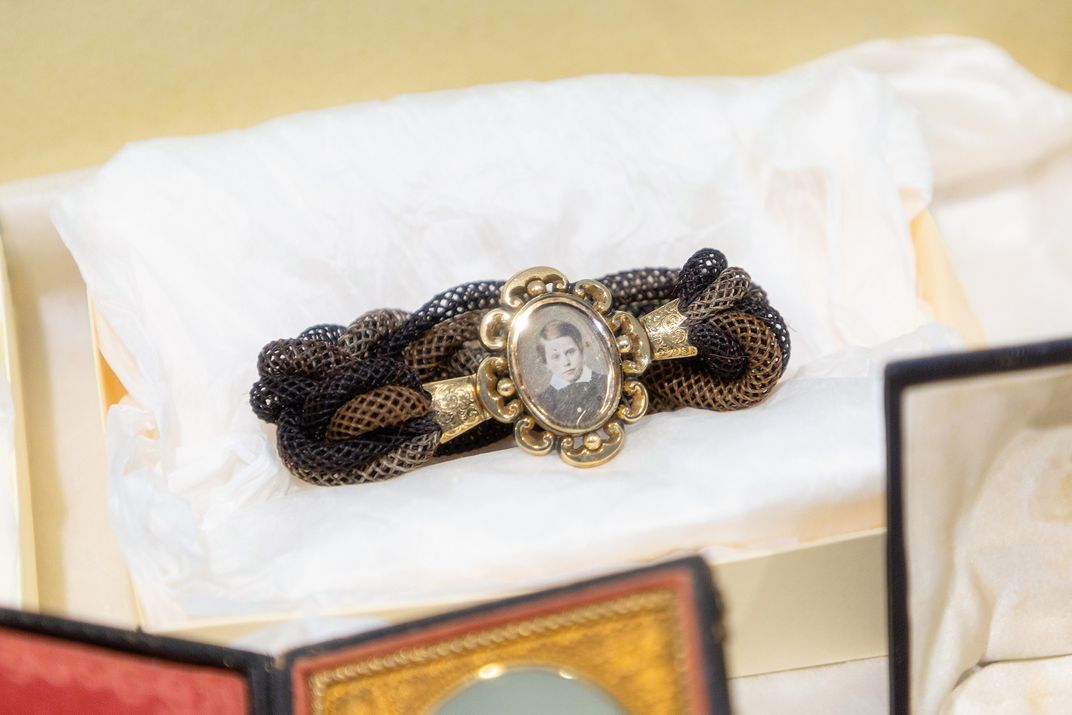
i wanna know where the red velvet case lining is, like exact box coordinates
[0,627,248,715]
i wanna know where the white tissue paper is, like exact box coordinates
[54,44,964,631]
[832,37,1072,346]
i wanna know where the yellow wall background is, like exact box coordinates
[2,0,1072,182]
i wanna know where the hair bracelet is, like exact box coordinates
[251,249,790,484]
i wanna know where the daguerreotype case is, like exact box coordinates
[886,338,1072,714]
[0,557,730,714]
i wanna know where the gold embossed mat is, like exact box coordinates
[0,556,728,713]
[283,556,729,714]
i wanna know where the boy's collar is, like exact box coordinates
[550,364,593,390]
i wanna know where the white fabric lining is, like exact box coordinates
[54,56,952,630]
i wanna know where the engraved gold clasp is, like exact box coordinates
[639,299,697,361]
[425,375,490,443]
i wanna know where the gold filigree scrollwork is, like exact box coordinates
[476,356,523,422]
[616,380,648,424]
[305,589,689,715]
[479,308,512,351]
[501,267,568,309]
[559,420,625,467]
[514,416,554,455]
[571,279,613,314]
[639,299,698,360]
[610,311,652,376]
[421,262,701,464]
[426,375,491,443]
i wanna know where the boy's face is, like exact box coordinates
[542,335,583,383]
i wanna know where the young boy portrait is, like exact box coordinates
[535,319,609,429]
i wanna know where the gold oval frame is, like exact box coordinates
[476,266,651,467]
[507,291,622,436]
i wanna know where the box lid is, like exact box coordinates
[885,337,1072,713]
[0,236,35,609]
[0,605,272,713]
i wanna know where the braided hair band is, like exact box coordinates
[251,249,790,482]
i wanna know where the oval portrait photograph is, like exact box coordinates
[509,295,622,434]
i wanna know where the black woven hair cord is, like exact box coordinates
[251,248,791,485]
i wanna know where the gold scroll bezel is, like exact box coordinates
[508,291,622,437]
[475,267,651,468]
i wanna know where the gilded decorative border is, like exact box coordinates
[473,268,653,467]
[305,589,691,714]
